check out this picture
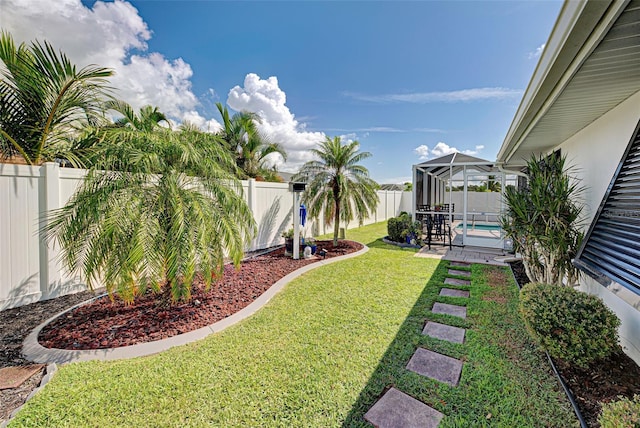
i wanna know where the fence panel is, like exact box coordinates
[1,164,409,310]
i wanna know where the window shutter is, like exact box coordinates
[574,120,640,294]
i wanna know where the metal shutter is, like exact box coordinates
[574,120,640,294]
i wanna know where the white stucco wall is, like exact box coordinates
[557,89,640,364]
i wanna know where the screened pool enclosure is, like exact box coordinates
[412,153,519,250]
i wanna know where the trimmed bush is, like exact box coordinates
[387,213,412,242]
[599,395,640,428]
[519,282,620,367]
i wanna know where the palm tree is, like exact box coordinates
[215,102,287,179]
[105,100,170,132]
[0,31,112,166]
[45,121,256,304]
[294,136,379,246]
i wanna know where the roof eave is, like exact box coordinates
[497,0,622,165]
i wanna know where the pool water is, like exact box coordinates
[455,223,502,231]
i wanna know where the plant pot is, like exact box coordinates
[285,237,294,255]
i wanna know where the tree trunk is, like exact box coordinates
[333,197,340,247]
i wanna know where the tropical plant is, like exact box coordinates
[0,31,113,166]
[105,100,170,131]
[45,120,256,304]
[215,102,286,179]
[500,153,584,285]
[293,136,379,246]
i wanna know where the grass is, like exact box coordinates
[10,221,576,427]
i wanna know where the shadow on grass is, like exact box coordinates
[341,259,468,427]
[365,238,420,253]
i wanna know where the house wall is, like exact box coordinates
[0,164,407,310]
[556,89,640,364]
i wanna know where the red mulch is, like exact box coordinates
[38,240,362,350]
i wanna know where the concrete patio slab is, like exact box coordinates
[422,321,465,344]
[439,288,470,298]
[442,246,508,266]
[448,269,471,277]
[364,387,443,428]
[406,348,463,387]
[444,278,471,287]
[432,302,467,319]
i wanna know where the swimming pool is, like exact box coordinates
[455,223,502,231]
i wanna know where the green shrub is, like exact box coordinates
[519,283,620,367]
[387,213,412,242]
[599,395,640,428]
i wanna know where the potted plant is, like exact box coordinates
[304,237,317,255]
[282,228,294,255]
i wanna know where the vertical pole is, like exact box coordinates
[293,191,300,260]
[41,162,61,298]
[248,178,257,250]
[462,165,468,245]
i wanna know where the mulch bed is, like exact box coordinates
[0,240,361,423]
[0,289,99,422]
[38,240,362,350]
[508,260,640,427]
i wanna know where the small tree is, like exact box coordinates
[45,121,256,304]
[500,154,584,285]
[215,102,287,180]
[294,136,379,246]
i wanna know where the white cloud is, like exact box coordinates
[181,111,222,133]
[414,145,431,160]
[528,43,546,59]
[339,133,358,144]
[2,0,220,131]
[431,142,458,157]
[344,87,522,104]
[227,73,326,172]
[416,142,485,160]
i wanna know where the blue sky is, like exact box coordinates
[3,0,562,183]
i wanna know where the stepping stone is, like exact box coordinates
[406,348,463,387]
[444,277,471,286]
[448,269,471,277]
[0,364,45,389]
[423,321,466,344]
[450,261,471,267]
[439,288,470,298]
[432,302,467,319]
[364,387,443,428]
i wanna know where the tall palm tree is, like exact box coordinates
[0,31,113,166]
[45,121,256,304]
[215,102,287,179]
[294,136,379,246]
[105,100,170,132]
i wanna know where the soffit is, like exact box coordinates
[501,0,640,167]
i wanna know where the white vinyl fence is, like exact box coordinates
[0,162,410,310]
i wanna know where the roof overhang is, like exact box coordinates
[498,0,638,168]
[413,152,499,181]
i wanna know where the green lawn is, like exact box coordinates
[10,221,576,427]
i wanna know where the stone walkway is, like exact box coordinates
[364,262,472,428]
[415,244,516,267]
